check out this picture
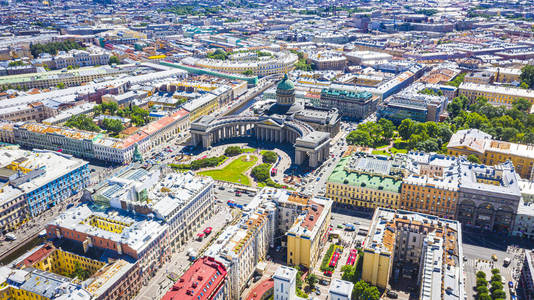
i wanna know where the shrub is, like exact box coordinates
[320,244,335,271]
[262,151,277,164]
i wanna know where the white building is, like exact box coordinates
[273,266,298,300]
[329,279,354,300]
[94,167,215,250]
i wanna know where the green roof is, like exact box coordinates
[327,157,402,193]
[277,73,294,91]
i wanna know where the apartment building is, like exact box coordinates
[11,108,190,164]
[93,167,214,251]
[456,161,521,232]
[0,149,89,218]
[161,257,228,300]
[14,243,139,300]
[286,196,331,268]
[0,266,91,300]
[0,185,26,233]
[46,204,169,285]
[182,51,297,76]
[448,129,534,180]
[400,154,460,218]
[458,82,534,107]
[204,195,276,300]
[307,51,347,70]
[0,101,56,123]
[0,65,132,90]
[362,208,465,300]
[41,48,110,69]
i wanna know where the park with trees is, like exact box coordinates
[346,96,533,154]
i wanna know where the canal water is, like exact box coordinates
[0,236,45,265]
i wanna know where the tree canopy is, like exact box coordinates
[30,40,84,57]
[520,64,534,88]
[65,115,100,132]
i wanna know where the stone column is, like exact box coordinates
[309,151,319,168]
[295,150,304,165]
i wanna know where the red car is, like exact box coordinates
[323,270,332,277]
[203,227,212,235]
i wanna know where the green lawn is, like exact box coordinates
[197,155,258,185]
[371,150,391,156]
[371,147,407,156]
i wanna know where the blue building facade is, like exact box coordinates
[23,163,90,216]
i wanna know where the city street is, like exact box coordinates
[134,203,232,300]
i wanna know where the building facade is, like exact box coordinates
[161,256,228,300]
[319,88,378,120]
[326,155,402,210]
[448,129,534,180]
[362,208,465,300]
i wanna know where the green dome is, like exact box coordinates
[277,73,294,91]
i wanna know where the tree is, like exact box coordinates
[491,268,500,275]
[352,280,369,299]
[501,127,519,141]
[101,118,124,135]
[378,118,395,140]
[467,154,481,164]
[243,70,254,76]
[491,289,506,299]
[476,271,487,279]
[306,274,318,289]
[56,82,66,89]
[416,138,439,152]
[478,293,491,300]
[513,98,532,112]
[398,119,415,140]
[109,55,120,65]
[224,146,243,157]
[476,285,489,295]
[520,81,529,89]
[490,281,503,292]
[65,115,100,132]
[361,285,380,300]
[262,151,277,164]
[447,96,467,119]
[520,64,534,88]
[346,130,372,146]
[476,278,488,287]
[491,274,502,283]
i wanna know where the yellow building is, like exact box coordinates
[182,93,219,121]
[0,266,91,300]
[447,129,534,180]
[491,67,521,83]
[458,82,534,106]
[400,175,459,219]
[286,197,332,268]
[183,51,298,77]
[325,156,402,210]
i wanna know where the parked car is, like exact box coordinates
[386,291,398,299]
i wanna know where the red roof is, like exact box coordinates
[245,278,274,300]
[18,244,55,267]
[162,257,227,300]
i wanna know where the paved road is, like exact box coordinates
[134,204,232,300]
